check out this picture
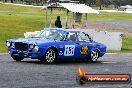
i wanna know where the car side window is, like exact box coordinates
[77,32,90,42]
[67,32,77,42]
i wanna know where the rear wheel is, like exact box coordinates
[42,48,57,64]
[89,50,99,62]
[11,55,24,61]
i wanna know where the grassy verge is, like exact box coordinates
[121,35,132,52]
[0,3,132,53]
[0,13,45,52]
[0,3,45,52]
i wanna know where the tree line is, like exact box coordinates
[75,0,132,9]
[0,0,47,5]
[1,0,132,9]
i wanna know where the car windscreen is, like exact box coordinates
[35,30,65,40]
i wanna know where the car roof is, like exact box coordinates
[44,28,81,33]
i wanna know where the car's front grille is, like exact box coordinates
[15,42,28,51]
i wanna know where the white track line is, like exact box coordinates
[0,53,8,55]
[101,61,117,64]
[106,53,117,55]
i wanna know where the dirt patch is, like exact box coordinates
[61,20,132,36]
[81,20,132,36]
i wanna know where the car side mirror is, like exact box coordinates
[89,37,93,42]
[87,35,93,42]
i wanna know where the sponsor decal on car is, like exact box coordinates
[80,45,88,55]
[59,51,63,55]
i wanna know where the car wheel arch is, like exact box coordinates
[90,48,100,53]
[45,46,58,56]
[96,49,100,56]
[40,46,58,63]
[89,48,100,56]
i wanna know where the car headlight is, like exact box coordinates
[34,46,39,52]
[6,42,10,47]
[11,42,15,47]
[29,44,34,48]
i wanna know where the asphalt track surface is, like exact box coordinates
[0,53,132,88]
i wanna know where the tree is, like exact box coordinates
[87,0,96,6]
[102,0,111,7]
[11,0,13,3]
[96,0,102,10]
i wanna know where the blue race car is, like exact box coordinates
[6,28,106,64]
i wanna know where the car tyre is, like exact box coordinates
[88,50,99,62]
[42,48,57,64]
[11,55,24,61]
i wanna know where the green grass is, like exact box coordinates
[122,35,132,52]
[0,3,43,13]
[0,3,132,53]
[0,3,46,52]
[0,13,45,52]
[85,13,132,20]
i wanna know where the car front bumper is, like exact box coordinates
[8,48,43,59]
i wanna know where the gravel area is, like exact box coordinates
[80,20,132,35]
[96,20,132,30]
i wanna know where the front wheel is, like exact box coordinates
[42,48,57,64]
[89,50,99,62]
[11,55,24,61]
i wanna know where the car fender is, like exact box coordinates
[40,45,58,57]
[89,48,100,54]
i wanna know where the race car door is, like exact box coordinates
[76,32,93,58]
[60,32,80,59]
